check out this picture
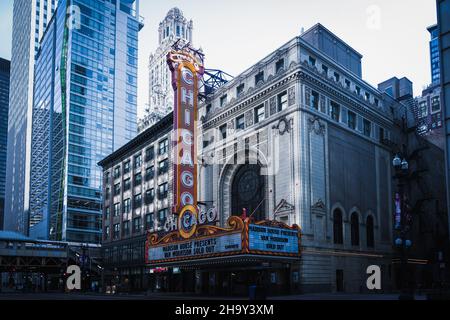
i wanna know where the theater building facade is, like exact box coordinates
[99,24,402,294]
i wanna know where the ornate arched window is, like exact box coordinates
[231,165,265,221]
[351,213,360,246]
[333,209,343,244]
[366,215,375,248]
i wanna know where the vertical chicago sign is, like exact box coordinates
[167,48,204,239]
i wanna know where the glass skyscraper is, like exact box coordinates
[0,58,11,230]
[428,24,441,85]
[29,0,142,243]
[5,0,57,235]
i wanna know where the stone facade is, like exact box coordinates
[198,24,397,293]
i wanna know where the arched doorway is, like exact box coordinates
[231,164,266,221]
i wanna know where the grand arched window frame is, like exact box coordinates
[333,209,344,244]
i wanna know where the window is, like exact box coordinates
[134,194,142,208]
[114,166,121,179]
[220,94,227,107]
[330,101,340,121]
[158,159,168,175]
[333,209,343,244]
[133,217,141,234]
[134,173,142,186]
[363,119,372,137]
[236,84,245,96]
[278,91,288,112]
[114,203,120,217]
[379,127,385,142]
[134,154,142,169]
[158,208,168,225]
[276,59,285,73]
[145,166,155,181]
[255,71,264,85]
[206,104,212,114]
[105,172,110,184]
[105,207,110,220]
[347,111,356,129]
[321,64,328,75]
[113,224,120,240]
[355,86,361,96]
[236,115,245,130]
[123,198,131,214]
[366,216,375,248]
[255,104,265,123]
[123,178,131,191]
[105,187,110,200]
[310,91,319,110]
[345,79,351,89]
[374,98,379,107]
[158,183,168,199]
[123,161,130,174]
[145,147,154,162]
[145,213,154,230]
[418,101,428,118]
[334,72,340,82]
[122,220,130,236]
[431,96,440,113]
[351,213,360,246]
[104,226,110,240]
[145,188,155,204]
[308,56,316,66]
[219,124,227,140]
[114,183,121,196]
[158,139,168,155]
[365,92,370,102]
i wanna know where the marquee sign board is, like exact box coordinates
[248,224,299,254]
[146,217,301,265]
[167,48,204,225]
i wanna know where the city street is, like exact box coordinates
[0,292,427,300]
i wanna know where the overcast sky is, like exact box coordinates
[0,0,437,118]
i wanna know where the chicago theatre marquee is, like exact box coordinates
[145,45,302,296]
[104,24,398,295]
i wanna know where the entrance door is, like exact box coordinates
[231,165,266,221]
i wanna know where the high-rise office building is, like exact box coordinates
[4,0,57,234]
[428,24,441,85]
[28,0,143,243]
[437,0,450,236]
[0,58,10,230]
[138,8,193,132]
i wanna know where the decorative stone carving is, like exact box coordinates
[273,117,291,135]
[305,87,311,107]
[245,110,254,127]
[312,199,326,210]
[274,199,295,215]
[269,97,277,116]
[320,94,326,113]
[288,87,295,106]
[308,116,326,136]
[227,120,234,130]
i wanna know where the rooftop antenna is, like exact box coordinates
[300,27,305,35]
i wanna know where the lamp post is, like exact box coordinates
[392,154,414,300]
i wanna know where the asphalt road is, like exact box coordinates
[0,292,427,300]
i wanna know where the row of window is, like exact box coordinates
[106,183,167,217]
[105,159,168,199]
[308,55,380,107]
[216,90,289,139]
[333,209,375,248]
[205,58,287,115]
[309,88,386,141]
[105,139,168,182]
[105,208,169,240]
[417,96,441,118]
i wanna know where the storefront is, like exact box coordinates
[145,216,302,296]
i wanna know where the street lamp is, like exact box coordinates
[392,155,414,300]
